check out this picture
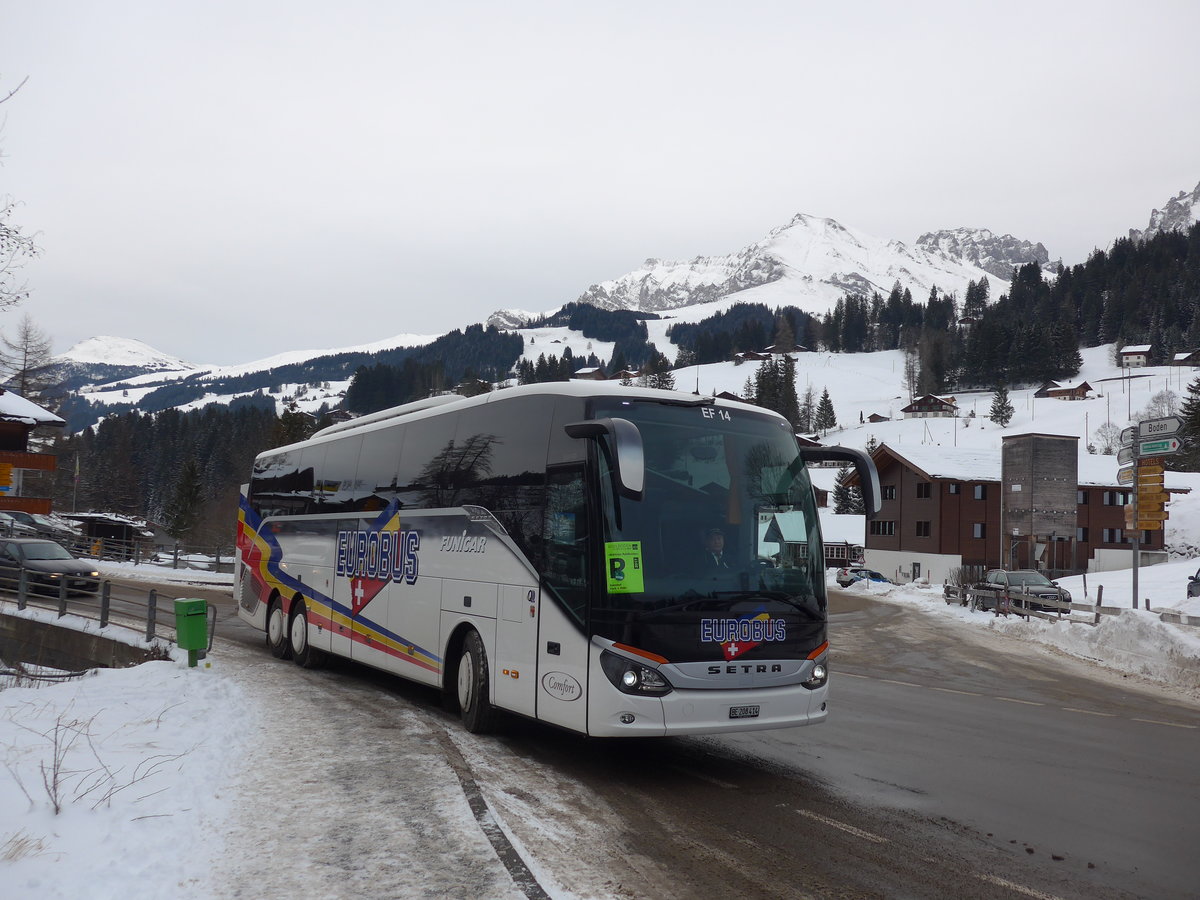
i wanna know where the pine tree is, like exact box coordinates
[989,385,1015,427]
[164,456,204,540]
[815,388,837,433]
[1175,375,1200,471]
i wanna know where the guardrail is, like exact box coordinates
[943,583,1124,624]
[0,523,235,575]
[0,566,186,644]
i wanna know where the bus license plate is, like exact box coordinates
[729,705,760,719]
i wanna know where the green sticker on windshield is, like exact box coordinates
[605,541,644,593]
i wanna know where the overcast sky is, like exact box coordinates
[2,1,1198,366]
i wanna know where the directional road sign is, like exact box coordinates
[1138,491,1170,504]
[1137,461,1166,473]
[1120,425,1139,447]
[1117,446,1136,465]
[1139,437,1181,456]
[1140,416,1182,439]
[1117,466,1135,485]
[1135,508,1169,521]
[1137,520,1164,531]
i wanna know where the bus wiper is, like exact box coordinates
[711,591,822,619]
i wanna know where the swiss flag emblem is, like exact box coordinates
[350,576,387,615]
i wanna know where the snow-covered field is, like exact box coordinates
[4,552,1199,898]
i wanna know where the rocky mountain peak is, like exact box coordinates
[1129,180,1200,243]
[914,228,1052,280]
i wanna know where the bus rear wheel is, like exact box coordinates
[289,602,326,669]
[267,598,291,659]
[456,630,497,734]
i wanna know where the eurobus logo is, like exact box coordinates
[336,527,420,597]
[700,610,786,661]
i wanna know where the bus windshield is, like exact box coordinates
[589,399,825,663]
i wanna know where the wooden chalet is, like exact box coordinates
[1043,380,1093,401]
[1119,345,1151,368]
[842,439,1171,584]
[900,394,958,418]
[1172,350,1200,367]
[0,389,64,515]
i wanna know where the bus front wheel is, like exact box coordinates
[457,630,497,734]
[267,598,291,660]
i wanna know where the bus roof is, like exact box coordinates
[266,381,775,459]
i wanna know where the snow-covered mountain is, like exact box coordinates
[526,213,1028,324]
[914,228,1054,280]
[49,336,196,391]
[1129,180,1200,243]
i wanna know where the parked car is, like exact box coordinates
[836,566,891,587]
[0,537,101,595]
[1188,567,1200,599]
[0,511,39,537]
[971,569,1071,612]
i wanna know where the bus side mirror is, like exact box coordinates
[565,417,645,500]
[798,445,881,517]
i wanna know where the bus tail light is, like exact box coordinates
[600,650,674,696]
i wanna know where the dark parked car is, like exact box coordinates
[835,566,891,587]
[0,537,101,595]
[1188,568,1200,599]
[972,569,1071,612]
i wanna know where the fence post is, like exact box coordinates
[146,588,157,641]
[215,546,222,572]
[100,581,111,629]
[58,577,68,618]
[173,543,180,570]
[1093,584,1103,626]
[134,543,141,566]
[17,568,27,610]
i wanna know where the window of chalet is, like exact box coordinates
[1102,528,1124,543]
[916,482,931,499]
[973,485,987,500]
[1077,490,1088,505]
[915,521,931,537]
[1076,527,1088,542]
[869,520,896,536]
[947,483,960,495]
[972,522,986,539]
[881,485,897,501]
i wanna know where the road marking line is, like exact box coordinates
[1062,707,1116,717]
[932,687,980,696]
[881,679,921,688]
[670,765,737,789]
[1132,718,1198,730]
[796,809,889,844]
[977,873,1065,900]
[995,697,1044,706]
[838,672,870,679]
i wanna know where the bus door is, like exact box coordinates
[493,585,539,717]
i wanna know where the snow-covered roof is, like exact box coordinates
[1120,345,1152,354]
[877,440,1181,489]
[0,389,65,427]
[818,509,865,545]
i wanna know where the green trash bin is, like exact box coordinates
[174,598,209,667]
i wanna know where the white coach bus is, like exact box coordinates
[235,382,878,737]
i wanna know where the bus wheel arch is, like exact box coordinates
[266,591,291,660]
[288,594,326,669]
[452,627,497,734]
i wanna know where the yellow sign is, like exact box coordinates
[1128,511,1166,525]
[1136,520,1164,531]
[1136,463,1165,476]
[1137,490,1169,504]
[0,463,12,487]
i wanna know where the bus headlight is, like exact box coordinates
[600,650,673,696]
[802,661,828,690]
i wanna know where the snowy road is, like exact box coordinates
[193,586,1200,900]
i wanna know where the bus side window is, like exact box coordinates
[543,464,588,626]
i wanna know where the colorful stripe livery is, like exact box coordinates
[237,497,441,674]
